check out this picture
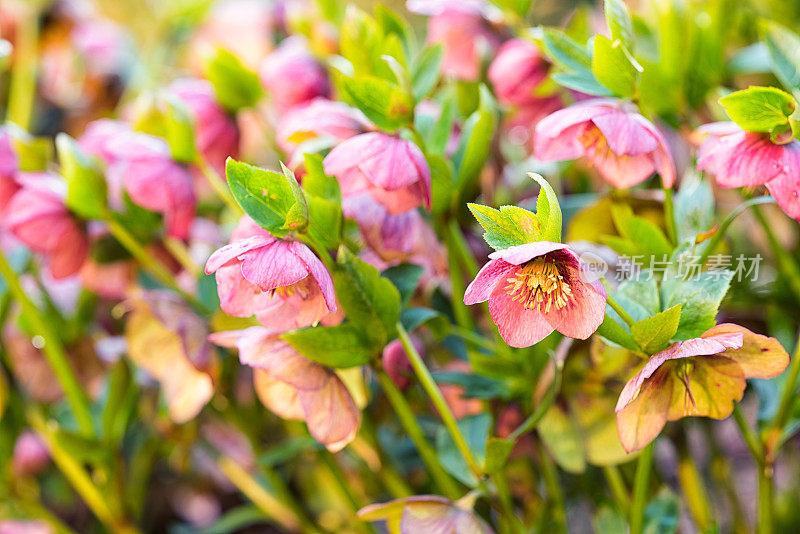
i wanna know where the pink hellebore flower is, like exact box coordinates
[382,336,424,390]
[408,0,498,81]
[358,495,494,534]
[276,98,371,157]
[204,216,338,332]
[12,431,50,477]
[259,37,330,112]
[168,78,240,177]
[210,327,361,452]
[324,133,431,214]
[697,121,800,220]
[4,173,88,279]
[534,99,676,188]
[615,324,789,453]
[0,129,19,212]
[464,242,606,348]
[488,38,550,107]
[105,131,197,240]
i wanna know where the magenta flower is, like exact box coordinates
[259,37,330,112]
[168,78,240,177]
[408,0,498,81]
[615,323,789,452]
[697,121,800,220]
[464,242,606,348]
[382,336,424,390]
[324,133,431,214]
[276,98,371,158]
[4,173,88,279]
[205,216,338,332]
[12,431,50,477]
[488,38,549,107]
[0,129,19,213]
[534,99,676,188]
[359,495,494,534]
[210,327,361,452]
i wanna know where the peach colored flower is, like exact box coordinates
[534,98,676,188]
[359,495,494,534]
[465,242,606,348]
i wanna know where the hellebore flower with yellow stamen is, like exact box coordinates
[534,98,676,188]
[615,324,789,453]
[464,242,606,348]
[358,494,494,534]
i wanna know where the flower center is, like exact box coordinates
[579,125,614,158]
[504,257,573,313]
[268,277,312,300]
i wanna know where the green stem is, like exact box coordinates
[106,218,208,314]
[602,466,630,516]
[696,196,775,266]
[751,204,800,302]
[662,187,678,244]
[0,251,94,436]
[630,442,655,534]
[445,237,476,330]
[677,451,712,532]
[769,332,800,436]
[319,451,374,534]
[601,279,636,327]
[375,370,461,499]
[538,442,566,533]
[27,408,140,533]
[732,404,763,464]
[195,153,243,215]
[396,321,483,478]
[508,359,561,441]
[7,4,38,129]
[758,466,773,534]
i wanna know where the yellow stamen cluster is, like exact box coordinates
[269,277,313,300]
[504,257,573,313]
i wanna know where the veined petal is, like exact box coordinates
[488,283,555,348]
[463,259,516,305]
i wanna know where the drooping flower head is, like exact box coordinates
[697,121,800,220]
[615,324,789,452]
[259,37,330,112]
[276,98,371,158]
[210,327,361,452]
[3,172,89,279]
[358,495,494,534]
[488,38,550,107]
[534,98,676,188]
[464,242,606,348]
[324,132,431,214]
[204,215,338,332]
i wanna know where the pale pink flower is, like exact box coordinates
[324,133,431,214]
[259,37,330,112]
[275,98,370,157]
[12,431,50,477]
[205,216,338,332]
[409,1,498,81]
[697,121,800,220]
[0,129,19,212]
[615,323,789,452]
[0,521,54,534]
[464,242,606,348]
[167,78,240,177]
[210,327,361,452]
[359,495,494,534]
[488,38,549,107]
[382,336,423,390]
[534,98,676,188]
[4,173,88,279]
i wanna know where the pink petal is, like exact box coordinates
[697,130,786,188]
[239,240,310,290]
[299,373,361,452]
[488,241,570,266]
[463,258,516,305]
[487,283,555,347]
[204,235,275,274]
[253,370,306,420]
[765,161,800,220]
[592,111,658,157]
[287,241,337,312]
[543,265,606,340]
[213,264,272,317]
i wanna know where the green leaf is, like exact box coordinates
[467,203,538,250]
[592,35,640,98]
[335,247,401,345]
[631,304,682,354]
[6,124,52,171]
[551,71,615,96]
[382,264,423,306]
[761,21,800,93]
[279,163,309,231]
[427,154,454,215]
[306,196,342,249]
[538,406,586,473]
[604,0,634,49]
[436,413,490,486]
[303,153,341,202]
[643,488,680,534]
[225,158,295,235]
[541,28,592,72]
[596,313,640,352]
[56,133,108,219]
[412,44,443,100]
[453,85,496,191]
[203,48,263,112]
[617,272,661,319]
[484,437,514,473]
[607,204,672,258]
[431,372,510,400]
[340,75,414,131]
[530,173,562,243]
[674,172,715,242]
[426,96,456,156]
[719,86,796,133]
[161,94,197,163]
[400,307,448,335]
[282,324,374,368]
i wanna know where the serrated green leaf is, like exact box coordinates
[719,86,796,133]
[530,173,562,243]
[592,35,640,98]
[225,158,295,235]
[468,203,537,250]
[279,162,308,231]
[281,324,374,368]
[631,304,682,354]
[340,75,414,131]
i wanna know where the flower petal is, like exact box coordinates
[205,235,274,274]
[488,282,555,348]
[299,373,361,452]
[701,324,790,379]
[544,266,606,340]
[666,356,746,420]
[463,258,516,305]
[616,366,672,453]
[487,241,570,266]
[288,241,337,312]
[239,240,310,290]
